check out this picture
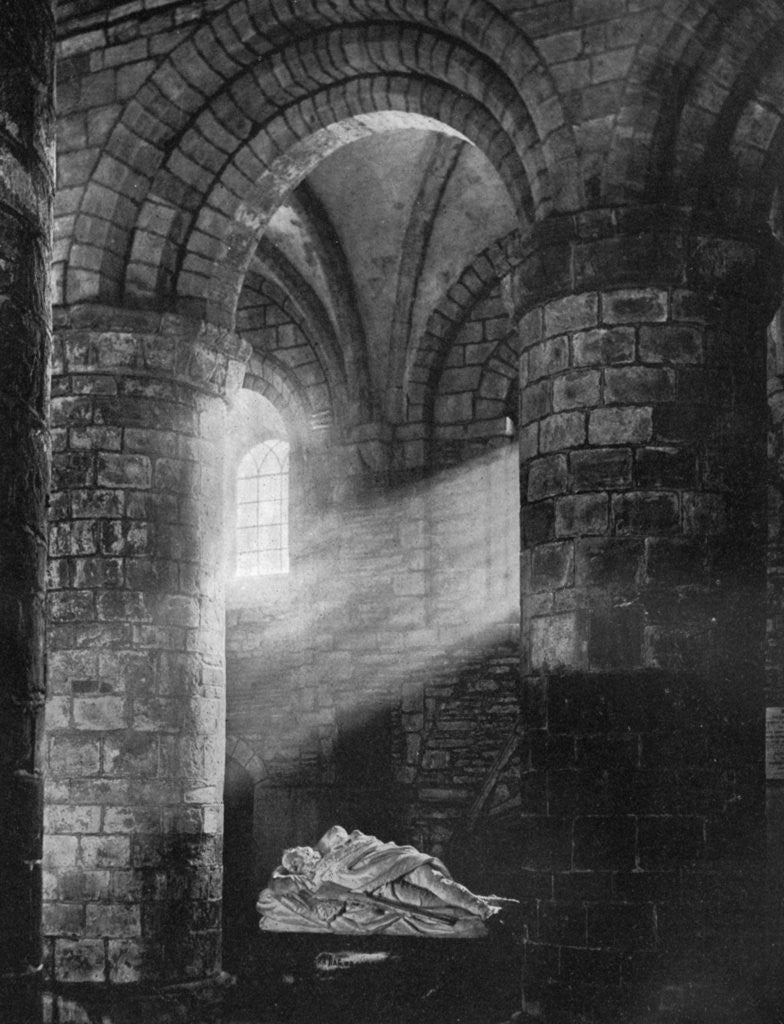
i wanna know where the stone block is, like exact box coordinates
[591,46,635,84]
[589,905,655,950]
[540,411,586,452]
[80,835,131,868]
[438,366,482,393]
[537,28,583,63]
[69,426,123,451]
[638,324,704,364]
[573,815,636,870]
[589,406,652,445]
[518,815,574,872]
[51,395,93,427]
[103,732,159,776]
[154,456,197,493]
[671,289,714,324]
[531,541,574,591]
[49,735,101,777]
[553,369,601,410]
[85,902,141,937]
[52,452,95,490]
[645,538,710,585]
[544,292,599,337]
[529,335,569,381]
[73,696,127,730]
[521,379,551,424]
[49,869,111,902]
[587,603,644,668]
[571,447,632,491]
[45,695,72,727]
[434,391,472,423]
[49,649,99,681]
[573,326,635,366]
[612,492,680,536]
[124,427,178,457]
[519,422,538,461]
[97,453,152,489]
[575,537,645,588]
[602,288,668,325]
[637,816,706,869]
[539,901,587,947]
[47,589,95,623]
[518,306,543,348]
[556,493,609,536]
[52,938,106,983]
[604,366,674,404]
[634,446,694,489]
[682,492,726,535]
[43,902,85,936]
[45,804,101,834]
[73,556,124,589]
[652,402,714,443]
[522,500,555,545]
[107,939,145,983]
[527,455,568,500]
[553,871,613,903]
[42,835,79,869]
[530,612,578,670]
[96,590,151,622]
[156,594,200,627]
[71,487,124,518]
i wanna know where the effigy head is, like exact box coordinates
[281,845,321,876]
[316,825,349,855]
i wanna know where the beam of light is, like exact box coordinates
[224,442,520,758]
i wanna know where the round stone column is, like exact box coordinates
[44,306,249,985]
[514,208,782,1020]
[0,0,54,1013]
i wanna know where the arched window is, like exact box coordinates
[236,439,290,576]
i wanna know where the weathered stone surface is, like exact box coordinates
[44,316,244,984]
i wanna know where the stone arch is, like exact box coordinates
[240,351,326,449]
[672,6,784,215]
[60,13,576,313]
[239,253,354,427]
[428,282,519,458]
[405,232,521,428]
[604,0,784,217]
[599,0,726,199]
[138,43,540,325]
[707,36,784,224]
[600,0,742,199]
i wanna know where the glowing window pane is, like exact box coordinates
[235,439,289,576]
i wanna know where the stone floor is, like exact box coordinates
[42,929,524,1024]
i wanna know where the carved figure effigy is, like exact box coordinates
[257,825,508,938]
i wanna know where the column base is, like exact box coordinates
[43,971,235,1024]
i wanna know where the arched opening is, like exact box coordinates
[219,114,522,958]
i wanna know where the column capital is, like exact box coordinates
[512,205,784,326]
[53,304,252,401]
